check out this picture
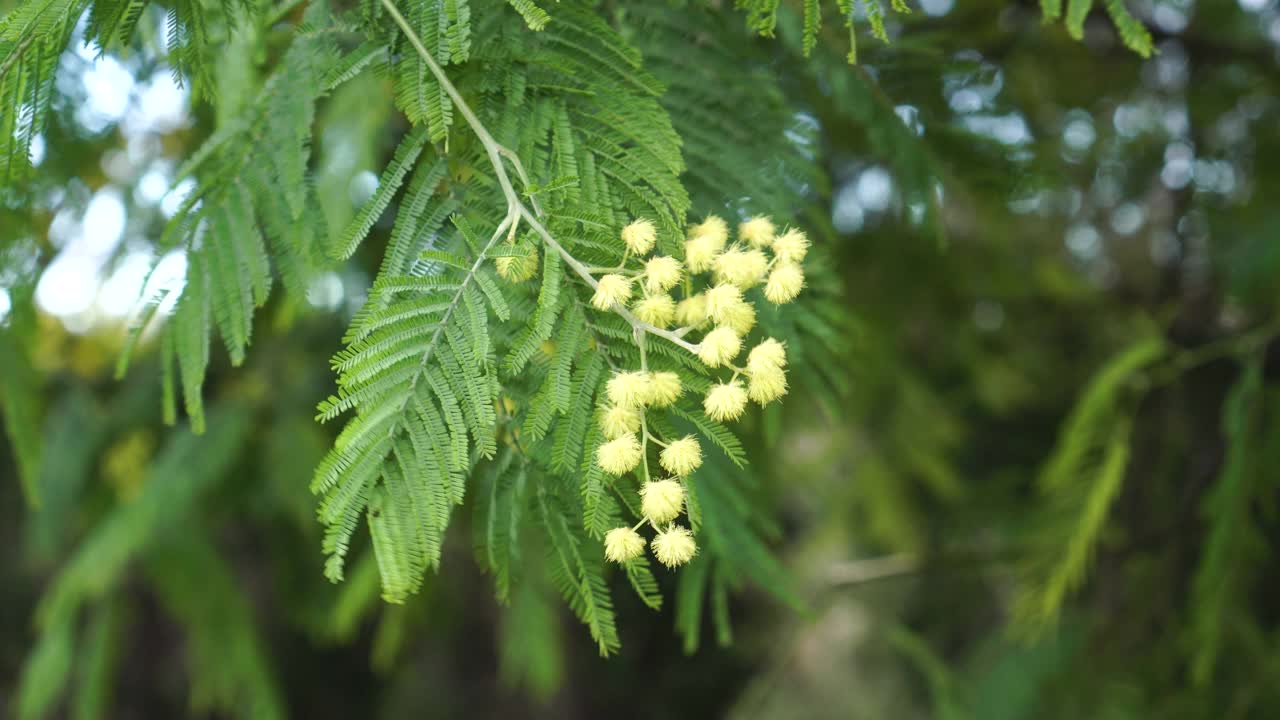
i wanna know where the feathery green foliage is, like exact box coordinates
[118,2,349,431]
[0,0,89,185]
[1014,335,1164,630]
[1045,0,1153,57]
[1189,360,1267,685]
[18,408,253,718]
[733,0,911,63]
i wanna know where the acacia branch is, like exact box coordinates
[378,0,700,357]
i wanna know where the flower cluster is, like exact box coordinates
[588,214,807,569]
[595,366,702,568]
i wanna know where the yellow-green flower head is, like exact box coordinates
[704,380,748,421]
[591,273,633,310]
[644,256,683,294]
[703,283,744,323]
[659,436,703,476]
[747,338,788,372]
[633,294,676,328]
[739,215,777,249]
[597,432,642,475]
[496,251,539,282]
[684,234,720,274]
[600,404,642,439]
[645,371,683,407]
[604,526,647,563]
[720,299,757,335]
[641,479,686,524]
[748,364,788,405]
[772,228,810,264]
[675,294,708,328]
[622,218,657,255]
[764,262,804,304]
[696,327,741,367]
[607,370,651,408]
[652,524,697,568]
[713,248,770,289]
[688,215,729,249]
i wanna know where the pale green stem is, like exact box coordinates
[645,432,669,448]
[636,325,652,484]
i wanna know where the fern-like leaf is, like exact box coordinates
[314,210,509,595]
[1189,361,1267,684]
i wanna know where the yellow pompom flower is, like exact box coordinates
[607,370,651,408]
[659,436,702,476]
[645,371,682,407]
[622,218,657,255]
[495,251,539,282]
[591,274,633,310]
[644,256,683,293]
[597,433,642,475]
[720,300,757,335]
[604,527,647,563]
[600,404,641,439]
[633,294,676,328]
[772,228,810,263]
[640,479,685,524]
[689,215,729,248]
[704,380,748,421]
[675,294,708,327]
[747,338,788,372]
[713,248,769,289]
[696,327,741,367]
[684,234,720,273]
[652,525,697,567]
[739,215,777,248]
[703,283,743,323]
[764,262,804,304]
[748,365,789,405]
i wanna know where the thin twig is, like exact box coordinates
[824,553,919,587]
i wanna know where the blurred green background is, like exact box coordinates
[3,0,1280,717]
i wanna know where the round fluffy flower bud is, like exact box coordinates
[604,527,646,563]
[652,524,697,568]
[633,294,676,328]
[739,215,777,248]
[721,300,757,335]
[688,215,729,248]
[772,228,810,263]
[496,251,539,282]
[600,404,641,439]
[764,262,804,304]
[713,249,770,289]
[621,218,657,255]
[703,283,743,323]
[659,436,702,476]
[748,365,788,405]
[684,234,720,273]
[747,338,787,372]
[645,371,682,407]
[597,433,642,475]
[644,256,683,294]
[641,479,685,524]
[607,370,651,408]
[675,294,708,327]
[696,327,741,367]
[591,274,633,309]
[704,380,748,421]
